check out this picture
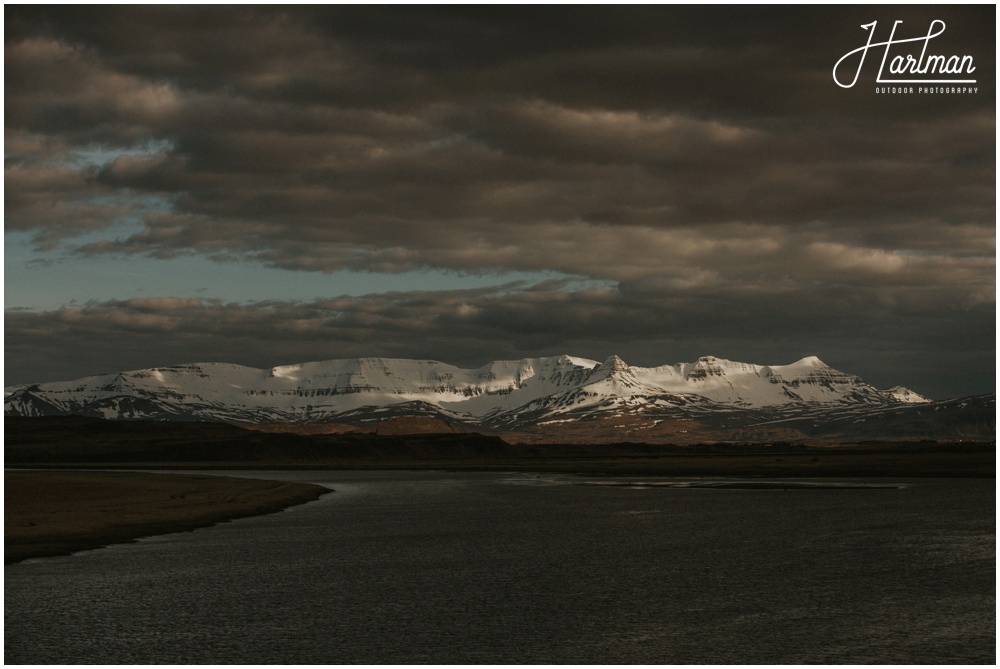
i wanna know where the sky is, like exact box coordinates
[4,5,995,399]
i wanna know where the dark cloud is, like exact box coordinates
[4,6,995,397]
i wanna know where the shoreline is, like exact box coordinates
[6,447,994,479]
[4,471,330,565]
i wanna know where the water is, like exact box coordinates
[5,471,995,664]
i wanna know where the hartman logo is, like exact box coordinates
[833,20,978,94]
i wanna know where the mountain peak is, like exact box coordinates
[794,355,827,367]
[885,386,932,403]
[598,354,630,372]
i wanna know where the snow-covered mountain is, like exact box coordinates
[5,354,932,432]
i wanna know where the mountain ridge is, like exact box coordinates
[6,354,991,443]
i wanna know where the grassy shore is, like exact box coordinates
[5,471,329,565]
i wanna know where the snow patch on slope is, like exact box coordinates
[4,354,931,424]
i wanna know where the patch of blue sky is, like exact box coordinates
[77,192,176,234]
[4,232,584,311]
[67,140,174,169]
[7,139,611,309]
[4,191,172,260]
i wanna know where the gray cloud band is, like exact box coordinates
[5,6,995,398]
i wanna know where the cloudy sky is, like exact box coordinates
[5,5,995,399]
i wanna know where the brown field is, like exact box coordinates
[5,471,329,565]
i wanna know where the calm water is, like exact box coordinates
[5,471,995,664]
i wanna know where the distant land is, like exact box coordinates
[4,354,994,443]
[4,416,994,478]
